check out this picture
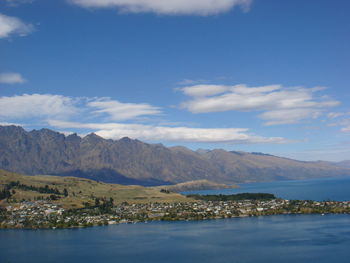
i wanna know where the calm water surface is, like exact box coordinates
[184,176,350,201]
[1,176,350,263]
[1,215,350,263]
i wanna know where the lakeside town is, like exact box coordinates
[1,196,350,229]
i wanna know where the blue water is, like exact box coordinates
[184,176,350,201]
[1,215,350,263]
[2,176,350,263]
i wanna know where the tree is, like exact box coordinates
[49,194,60,201]
[63,188,68,197]
[0,189,11,200]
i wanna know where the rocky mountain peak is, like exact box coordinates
[1,125,350,186]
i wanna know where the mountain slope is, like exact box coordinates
[0,126,219,185]
[198,150,349,182]
[1,125,350,185]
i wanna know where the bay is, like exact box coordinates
[184,176,350,201]
[1,215,350,263]
[2,176,350,263]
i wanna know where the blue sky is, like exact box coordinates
[0,0,350,161]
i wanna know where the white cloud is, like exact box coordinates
[48,119,290,144]
[0,13,34,39]
[0,94,77,119]
[180,84,339,125]
[0,72,26,84]
[341,126,350,133]
[5,0,35,7]
[328,112,344,119]
[327,112,350,133]
[0,94,162,122]
[259,108,322,126]
[87,98,161,121]
[327,112,350,119]
[331,118,350,133]
[0,93,293,145]
[0,121,22,126]
[68,0,252,15]
[180,84,229,97]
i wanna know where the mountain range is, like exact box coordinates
[1,125,349,186]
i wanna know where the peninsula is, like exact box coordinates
[1,170,350,229]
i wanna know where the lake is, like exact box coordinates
[184,176,350,201]
[1,176,350,263]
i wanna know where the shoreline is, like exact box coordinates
[1,199,350,230]
[2,212,349,231]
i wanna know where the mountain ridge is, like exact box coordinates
[1,125,350,185]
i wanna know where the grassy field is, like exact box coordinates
[0,170,190,208]
[155,179,238,192]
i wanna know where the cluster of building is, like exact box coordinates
[1,201,65,228]
[117,199,350,220]
[1,199,350,229]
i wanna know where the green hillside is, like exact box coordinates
[0,170,190,209]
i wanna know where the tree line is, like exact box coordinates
[0,181,69,200]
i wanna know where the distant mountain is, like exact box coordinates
[197,149,350,182]
[337,160,350,169]
[1,125,350,185]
